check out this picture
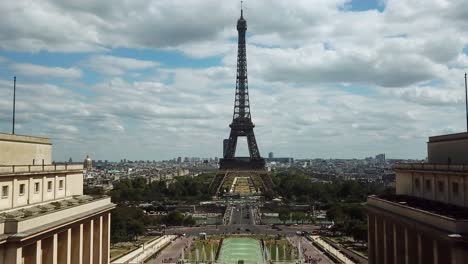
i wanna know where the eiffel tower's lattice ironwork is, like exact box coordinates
[219,7,265,170]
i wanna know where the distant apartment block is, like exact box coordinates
[0,133,115,264]
[368,132,468,263]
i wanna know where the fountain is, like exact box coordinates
[283,244,286,260]
[202,243,207,261]
[297,240,303,262]
[211,245,215,261]
[218,237,264,264]
[275,244,279,262]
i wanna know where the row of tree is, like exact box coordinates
[110,174,214,202]
[277,210,314,224]
[272,169,392,203]
[110,207,196,243]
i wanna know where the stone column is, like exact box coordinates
[93,217,101,264]
[53,234,58,264]
[375,216,379,263]
[393,224,397,264]
[417,233,422,264]
[4,245,22,264]
[36,240,42,264]
[41,236,54,264]
[58,230,70,264]
[451,244,468,264]
[383,220,387,264]
[22,242,36,264]
[42,176,46,202]
[71,224,82,264]
[404,228,409,264]
[12,177,17,208]
[83,220,93,264]
[103,213,110,264]
[367,214,375,264]
[433,240,438,264]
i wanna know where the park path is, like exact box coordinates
[146,237,192,264]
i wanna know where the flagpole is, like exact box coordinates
[12,76,16,134]
[465,73,468,132]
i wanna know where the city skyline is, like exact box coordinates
[0,0,467,161]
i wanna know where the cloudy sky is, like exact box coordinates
[0,0,467,161]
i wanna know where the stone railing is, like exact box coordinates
[394,163,468,173]
[0,164,83,175]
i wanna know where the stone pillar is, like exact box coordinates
[58,230,69,264]
[22,242,36,264]
[417,233,422,264]
[405,227,417,264]
[71,224,82,264]
[93,217,101,264]
[12,177,17,208]
[4,245,22,264]
[450,243,468,264]
[368,214,375,264]
[42,176,47,202]
[103,213,110,264]
[375,216,380,263]
[433,240,438,264]
[83,220,93,264]
[384,219,394,264]
[394,223,405,264]
[36,240,42,264]
[28,177,34,205]
[42,236,54,264]
[383,220,387,264]
[67,228,72,264]
[404,228,409,264]
[53,234,58,264]
[393,224,397,264]
[420,234,433,264]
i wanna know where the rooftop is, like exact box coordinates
[372,194,468,220]
[429,132,468,143]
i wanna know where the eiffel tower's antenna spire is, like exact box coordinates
[241,1,243,18]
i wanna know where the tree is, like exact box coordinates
[183,215,196,226]
[278,209,290,224]
[292,212,305,224]
[166,210,185,226]
[127,219,145,240]
[326,206,345,223]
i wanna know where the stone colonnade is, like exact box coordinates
[368,212,468,264]
[2,213,110,264]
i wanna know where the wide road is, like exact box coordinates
[229,204,253,225]
[165,224,317,237]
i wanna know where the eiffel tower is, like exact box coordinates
[219,6,265,170]
[211,6,273,197]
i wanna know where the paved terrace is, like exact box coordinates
[0,195,113,239]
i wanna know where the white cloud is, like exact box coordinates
[85,55,159,75]
[12,63,82,79]
[0,0,467,161]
